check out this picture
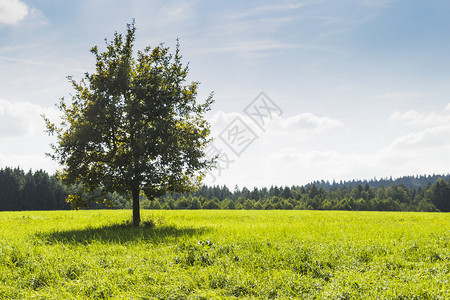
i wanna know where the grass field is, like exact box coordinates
[0,210,448,299]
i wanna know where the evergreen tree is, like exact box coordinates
[425,179,450,212]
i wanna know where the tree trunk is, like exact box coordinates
[132,187,140,227]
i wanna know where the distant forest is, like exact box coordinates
[0,167,449,212]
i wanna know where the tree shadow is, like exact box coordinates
[35,222,211,245]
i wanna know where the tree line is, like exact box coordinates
[0,167,449,212]
[0,167,69,210]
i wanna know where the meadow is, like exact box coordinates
[0,210,448,299]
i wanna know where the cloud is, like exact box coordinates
[390,103,450,126]
[390,110,450,126]
[388,103,450,156]
[272,148,341,165]
[0,99,30,138]
[255,147,379,186]
[444,103,450,112]
[208,111,250,133]
[0,0,28,25]
[259,133,450,187]
[209,110,344,136]
[0,99,59,172]
[205,106,450,187]
[374,103,450,177]
[0,99,58,139]
[269,113,344,133]
[389,125,450,150]
[206,103,450,187]
[0,112,26,137]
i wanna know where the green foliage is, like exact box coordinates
[43,22,215,224]
[0,210,448,298]
[425,178,450,212]
[159,178,450,212]
[1,167,450,212]
[0,167,69,211]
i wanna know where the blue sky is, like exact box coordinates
[1,0,450,188]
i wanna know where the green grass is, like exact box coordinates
[0,210,448,299]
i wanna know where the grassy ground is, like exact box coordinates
[0,210,448,299]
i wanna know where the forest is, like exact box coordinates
[0,167,449,212]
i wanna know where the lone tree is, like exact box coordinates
[44,22,215,226]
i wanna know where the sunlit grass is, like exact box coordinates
[0,210,448,299]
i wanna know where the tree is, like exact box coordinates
[425,178,450,212]
[44,22,215,226]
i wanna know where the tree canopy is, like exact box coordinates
[44,22,215,225]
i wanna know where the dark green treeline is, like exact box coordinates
[0,167,69,210]
[0,167,449,212]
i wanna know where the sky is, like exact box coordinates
[1,0,450,188]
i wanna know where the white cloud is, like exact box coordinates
[209,110,343,135]
[255,134,450,187]
[268,113,344,133]
[204,111,347,186]
[208,111,253,133]
[444,103,450,112]
[390,110,450,126]
[373,103,450,179]
[390,103,450,126]
[0,99,59,172]
[272,148,341,165]
[0,99,58,138]
[389,125,450,150]
[387,104,450,168]
[205,105,450,187]
[0,0,28,25]
[374,133,450,179]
